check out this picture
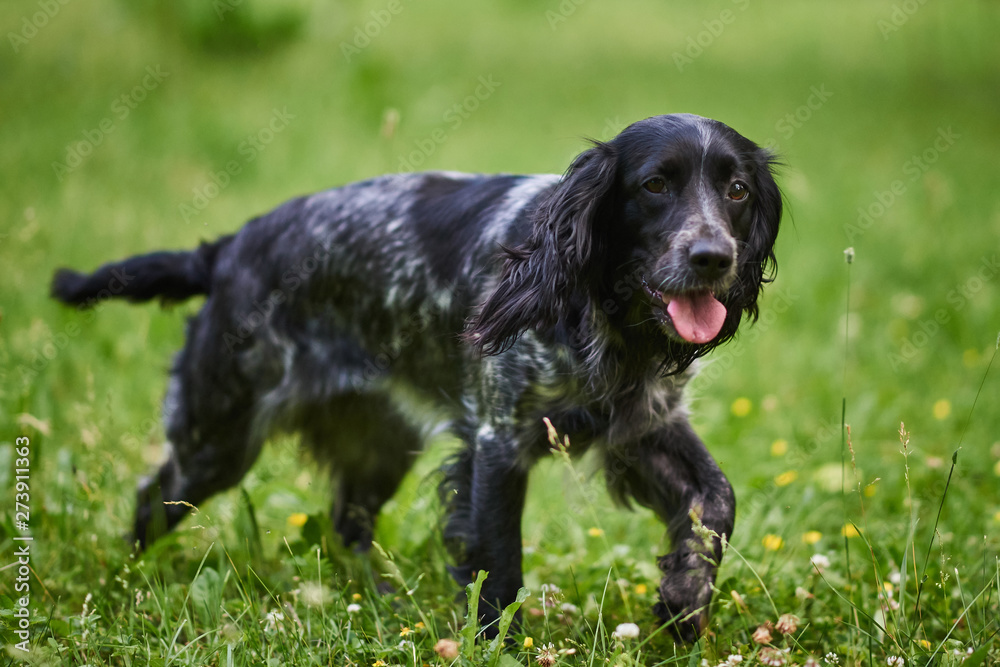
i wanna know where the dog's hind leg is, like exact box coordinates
[133,392,263,549]
[303,392,421,551]
[133,308,267,549]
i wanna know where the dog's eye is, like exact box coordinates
[728,181,749,201]
[643,177,667,194]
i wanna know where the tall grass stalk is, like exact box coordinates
[914,334,998,622]
[840,247,856,653]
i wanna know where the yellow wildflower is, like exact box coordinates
[287,513,308,527]
[635,583,648,595]
[842,523,860,538]
[802,531,822,545]
[523,636,534,648]
[933,399,951,420]
[731,397,752,417]
[770,439,788,456]
[775,470,797,486]
[587,527,604,537]
[762,534,784,551]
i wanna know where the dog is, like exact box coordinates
[51,114,781,640]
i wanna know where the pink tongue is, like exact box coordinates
[666,292,727,344]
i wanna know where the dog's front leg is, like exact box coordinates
[607,418,735,641]
[465,425,529,635]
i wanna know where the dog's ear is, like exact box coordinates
[466,142,618,356]
[732,149,782,320]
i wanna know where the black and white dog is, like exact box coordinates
[52,114,781,639]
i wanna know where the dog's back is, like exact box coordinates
[51,170,560,548]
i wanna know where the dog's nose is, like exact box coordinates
[688,240,734,280]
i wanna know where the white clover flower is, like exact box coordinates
[775,613,799,634]
[887,657,904,667]
[536,642,557,667]
[299,581,330,608]
[795,586,815,600]
[263,610,285,633]
[759,647,787,666]
[612,622,641,640]
[346,603,361,613]
[811,553,831,571]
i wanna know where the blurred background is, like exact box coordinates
[1,0,999,656]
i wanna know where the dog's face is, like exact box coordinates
[469,114,781,372]
[607,114,781,349]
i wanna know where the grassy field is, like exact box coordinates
[2,0,1000,664]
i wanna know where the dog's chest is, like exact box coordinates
[508,345,691,458]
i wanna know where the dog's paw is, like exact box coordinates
[652,551,716,642]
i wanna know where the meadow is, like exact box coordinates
[2,0,1000,664]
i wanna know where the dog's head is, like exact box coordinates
[468,114,782,373]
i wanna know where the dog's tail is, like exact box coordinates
[51,235,233,308]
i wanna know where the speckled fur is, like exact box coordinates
[50,114,782,641]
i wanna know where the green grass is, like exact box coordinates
[2,0,1000,664]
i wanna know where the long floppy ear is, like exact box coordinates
[466,142,618,356]
[731,149,782,321]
